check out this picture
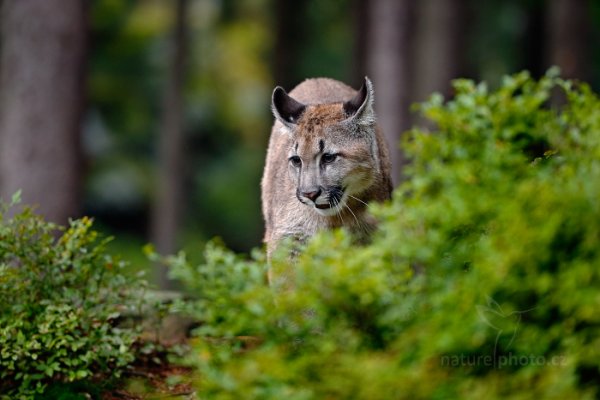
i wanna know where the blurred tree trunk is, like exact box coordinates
[273,0,308,88]
[366,0,414,185]
[151,0,188,290]
[352,0,368,84]
[0,0,87,225]
[546,0,591,81]
[522,1,544,78]
[412,0,467,102]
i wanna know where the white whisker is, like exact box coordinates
[344,202,360,228]
[348,194,369,207]
[335,198,345,225]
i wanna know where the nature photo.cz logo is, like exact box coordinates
[441,297,567,369]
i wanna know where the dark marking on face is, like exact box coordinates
[296,104,346,135]
[294,142,298,152]
[319,139,324,153]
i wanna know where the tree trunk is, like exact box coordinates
[151,0,188,289]
[545,0,591,81]
[522,2,544,78]
[366,0,414,185]
[352,0,369,85]
[412,0,467,103]
[0,0,87,225]
[272,0,308,88]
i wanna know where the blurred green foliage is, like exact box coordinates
[87,0,276,254]
[168,71,600,399]
[0,196,147,399]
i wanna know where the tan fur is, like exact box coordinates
[261,78,392,264]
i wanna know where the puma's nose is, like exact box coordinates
[302,188,322,202]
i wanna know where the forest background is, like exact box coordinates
[0,0,598,288]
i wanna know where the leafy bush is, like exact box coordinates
[0,195,146,399]
[170,70,600,399]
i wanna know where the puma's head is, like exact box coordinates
[271,77,381,217]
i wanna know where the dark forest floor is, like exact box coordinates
[101,362,195,399]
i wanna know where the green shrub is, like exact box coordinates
[170,70,600,399]
[0,195,146,399]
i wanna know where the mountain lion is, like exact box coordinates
[261,77,392,270]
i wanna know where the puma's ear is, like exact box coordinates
[272,86,306,128]
[343,76,375,126]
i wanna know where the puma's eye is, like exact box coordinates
[321,153,337,164]
[289,156,302,168]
